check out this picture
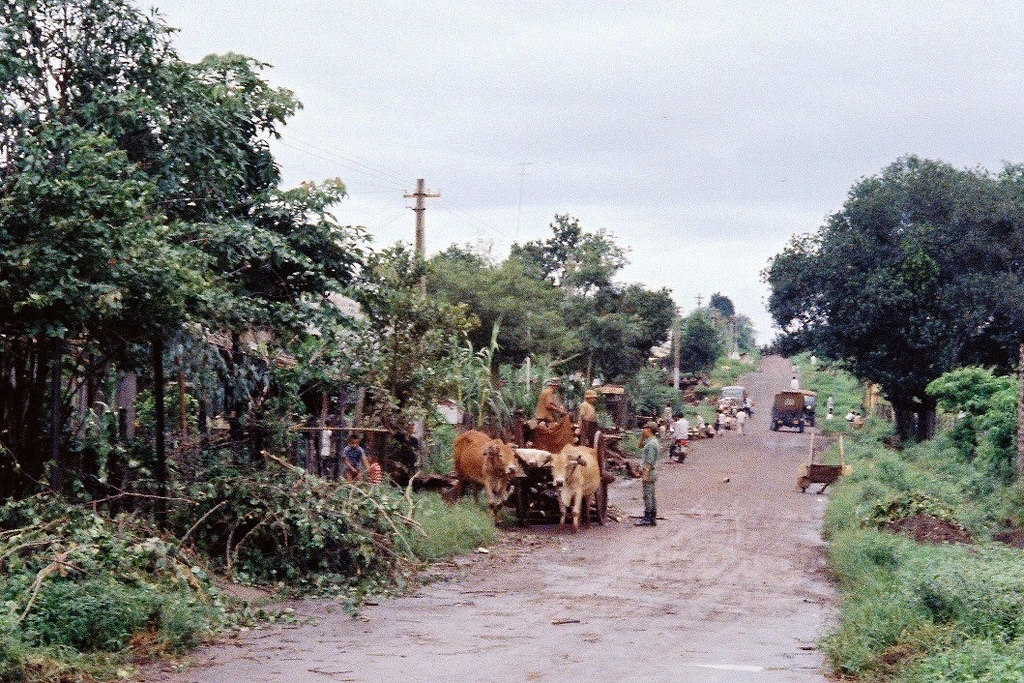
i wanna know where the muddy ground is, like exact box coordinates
[142,356,835,682]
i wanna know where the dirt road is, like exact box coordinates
[144,356,834,682]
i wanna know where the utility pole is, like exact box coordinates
[672,312,682,390]
[404,179,440,294]
[515,161,533,240]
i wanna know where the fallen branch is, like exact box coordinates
[179,500,228,544]
[19,549,80,622]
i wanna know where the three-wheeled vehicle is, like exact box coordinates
[771,391,806,432]
[801,390,818,427]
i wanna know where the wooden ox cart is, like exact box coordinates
[514,426,614,527]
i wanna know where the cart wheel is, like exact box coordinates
[516,478,530,527]
[797,475,810,492]
[593,430,608,525]
[595,481,608,525]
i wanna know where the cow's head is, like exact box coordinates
[549,446,587,488]
[486,439,521,479]
[497,440,522,477]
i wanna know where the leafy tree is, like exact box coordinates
[511,216,673,382]
[708,293,735,319]
[428,245,570,365]
[512,214,628,295]
[765,156,1024,441]
[733,314,757,354]
[927,368,1018,486]
[0,0,367,497]
[678,310,724,375]
[351,245,474,429]
[626,367,680,417]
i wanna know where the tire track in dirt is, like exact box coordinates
[141,356,834,682]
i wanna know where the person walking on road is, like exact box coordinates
[635,422,660,527]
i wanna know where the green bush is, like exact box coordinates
[821,403,1024,681]
[904,637,1024,682]
[423,421,457,475]
[22,579,156,651]
[0,494,229,680]
[0,605,25,681]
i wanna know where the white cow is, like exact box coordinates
[549,444,601,529]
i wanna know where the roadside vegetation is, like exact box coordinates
[798,358,1024,681]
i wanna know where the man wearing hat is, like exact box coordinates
[635,421,660,527]
[534,377,567,424]
[578,389,599,447]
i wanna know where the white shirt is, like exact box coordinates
[671,418,690,440]
[790,377,799,390]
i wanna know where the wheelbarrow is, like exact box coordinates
[797,433,851,493]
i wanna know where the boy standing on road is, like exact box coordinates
[635,422,660,527]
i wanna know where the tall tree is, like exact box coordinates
[0,0,367,495]
[765,156,1024,440]
[708,293,735,319]
[512,216,673,382]
[351,245,474,428]
[678,310,725,375]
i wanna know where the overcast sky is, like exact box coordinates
[144,1,1024,342]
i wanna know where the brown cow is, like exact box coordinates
[549,444,601,530]
[453,430,520,520]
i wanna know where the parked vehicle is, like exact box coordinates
[720,385,748,416]
[771,391,806,432]
[721,385,747,406]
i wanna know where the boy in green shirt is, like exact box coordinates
[635,422,660,527]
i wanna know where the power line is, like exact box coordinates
[281,134,410,187]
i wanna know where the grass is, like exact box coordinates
[1,470,500,681]
[815,358,1024,680]
[708,355,758,390]
[404,493,497,561]
[422,422,457,475]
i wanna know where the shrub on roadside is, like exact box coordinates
[822,412,1024,681]
[422,421,457,475]
[0,494,228,680]
[175,458,416,594]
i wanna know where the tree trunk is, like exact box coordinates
[48,339,65,493]
[892,400,917,442]
[153,336,167,528]
[1018,343,1024,481]
[114,371,137,440]
[916,399,937,441]
[227,331,244,447]
[178,366,188,437]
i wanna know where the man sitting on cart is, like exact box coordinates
[535,377,567,425]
